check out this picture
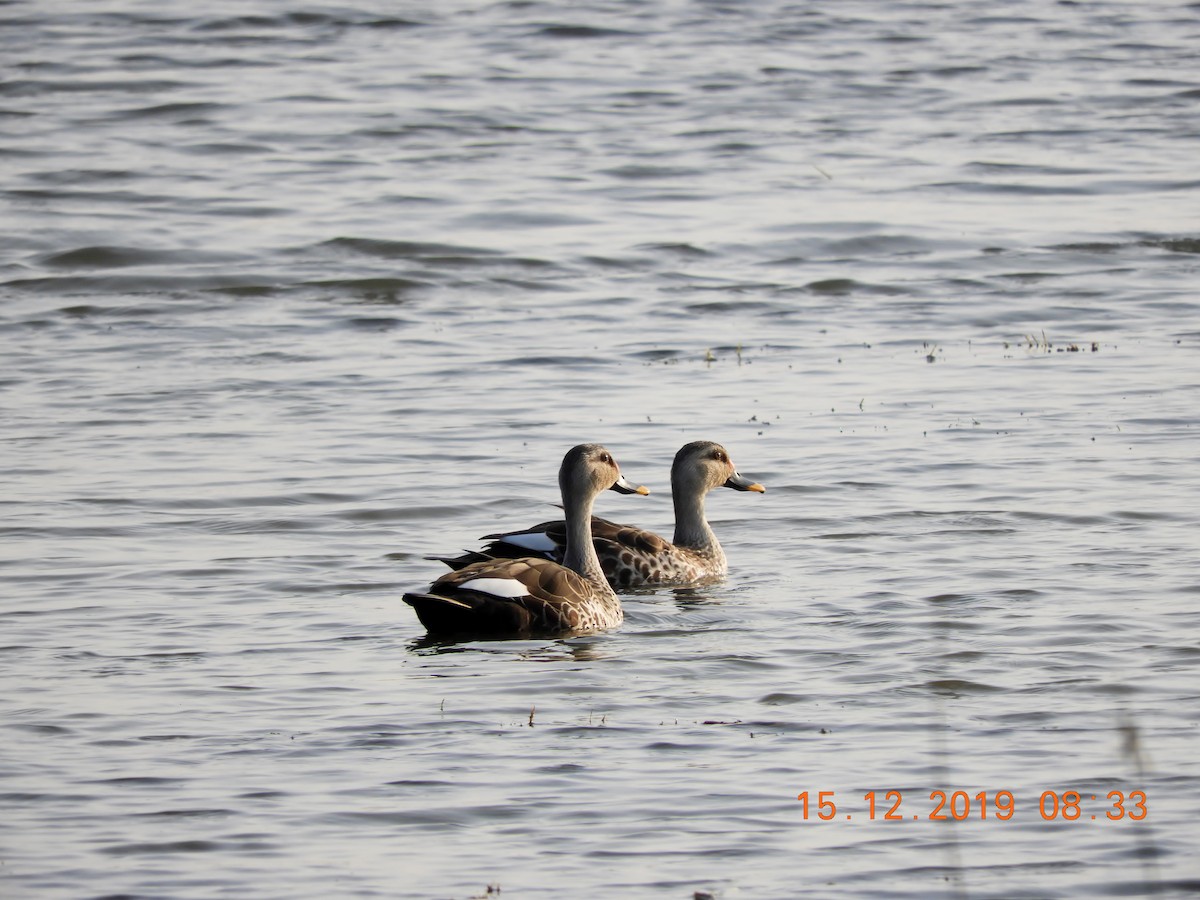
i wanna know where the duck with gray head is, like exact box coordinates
[435,441,764,588]
[403,443,649,637]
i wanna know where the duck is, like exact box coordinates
[403,443,649,637]
[435,441,764,588]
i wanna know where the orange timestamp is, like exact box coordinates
[797,790,1147,822]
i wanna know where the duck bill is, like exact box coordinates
[610,474,650,495]
[724,471,765,493]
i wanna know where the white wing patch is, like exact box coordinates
[458,577,530,599]
[503,532,557,554]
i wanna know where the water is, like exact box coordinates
[2,1,1199,897]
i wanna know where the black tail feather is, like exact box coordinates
[402,591,534,636]
[424,549,495,569]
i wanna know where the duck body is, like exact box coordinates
[436,441,764,589]
[403,443,647,637]
[404,555,623,635]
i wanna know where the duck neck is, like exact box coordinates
[562,491,611,592]
[673,484,722,559]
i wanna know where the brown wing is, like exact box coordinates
[591,518,673,556]
[405,557,612,635]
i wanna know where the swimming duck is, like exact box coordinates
[436,441,764,588]
[403,443,649,636]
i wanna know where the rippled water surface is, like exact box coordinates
[3,2,1199,897]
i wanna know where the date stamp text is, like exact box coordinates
[797,790,1147,822]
